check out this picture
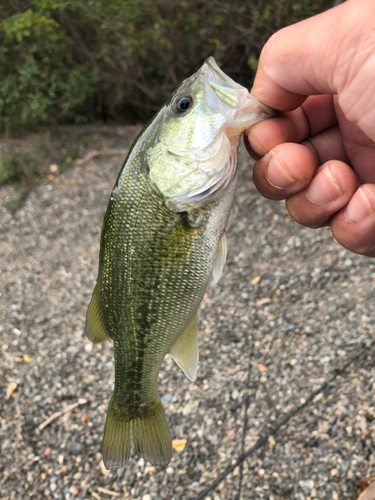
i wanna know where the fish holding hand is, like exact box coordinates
[86,57,275,469]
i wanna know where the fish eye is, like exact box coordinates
[172,94,193,114]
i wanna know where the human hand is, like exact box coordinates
[246,0,375,257]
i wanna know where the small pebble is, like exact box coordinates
[1,126,374,500]
[69,443,84,455]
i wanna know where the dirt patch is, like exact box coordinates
[0,125,142,211]
[0,125,374,500]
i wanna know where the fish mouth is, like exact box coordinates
[201,57,243,91]
[202,56,278,120]
[200,57,249,110]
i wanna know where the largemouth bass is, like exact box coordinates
[86,57,275,469]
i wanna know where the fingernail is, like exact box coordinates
[266,153,295,189]
[243,133,264,160]
[247,135,265,156]
[306,166,342,204]
[345,186,374,221]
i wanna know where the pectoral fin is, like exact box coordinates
[85,285,110,344]
[212,231,227,284]
[169,315,199,381]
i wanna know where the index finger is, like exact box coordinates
[247,94,337,156]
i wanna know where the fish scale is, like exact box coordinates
[85,57,276,469]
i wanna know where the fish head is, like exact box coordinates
[147,57,276,212]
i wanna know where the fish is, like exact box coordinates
[85,57,275,469]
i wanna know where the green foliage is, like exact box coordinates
[0,0,332,132]
[4,186,29,213]
[247,56,259,75]
[0,0,98,132]
[0,149,41,184]
[0,145,43,211]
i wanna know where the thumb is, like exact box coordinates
[251,0,375,141]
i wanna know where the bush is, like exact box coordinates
[0,0,332,132]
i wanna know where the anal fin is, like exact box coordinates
[212,231,227,284]
[169,315,199,381]
[85,284,110,344]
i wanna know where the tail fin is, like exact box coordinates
[102,393,172,469]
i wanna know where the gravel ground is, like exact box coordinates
[1,125,374,500]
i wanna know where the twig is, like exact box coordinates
[38,398,89,430]
[97,487,120,497]
[60,11,98,70]
[74,1,127,43]
[238,336,254,499]
[74,149,127,167]
[194,341,374,500]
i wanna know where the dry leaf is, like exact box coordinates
[6,382,17,400]
[258,364,267,372]
[357,481,375,500]
[172,438,187,451]
[81,414,89,423]
[251,276,261,285]
[255,298,272,307]
[357,479,370,491]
